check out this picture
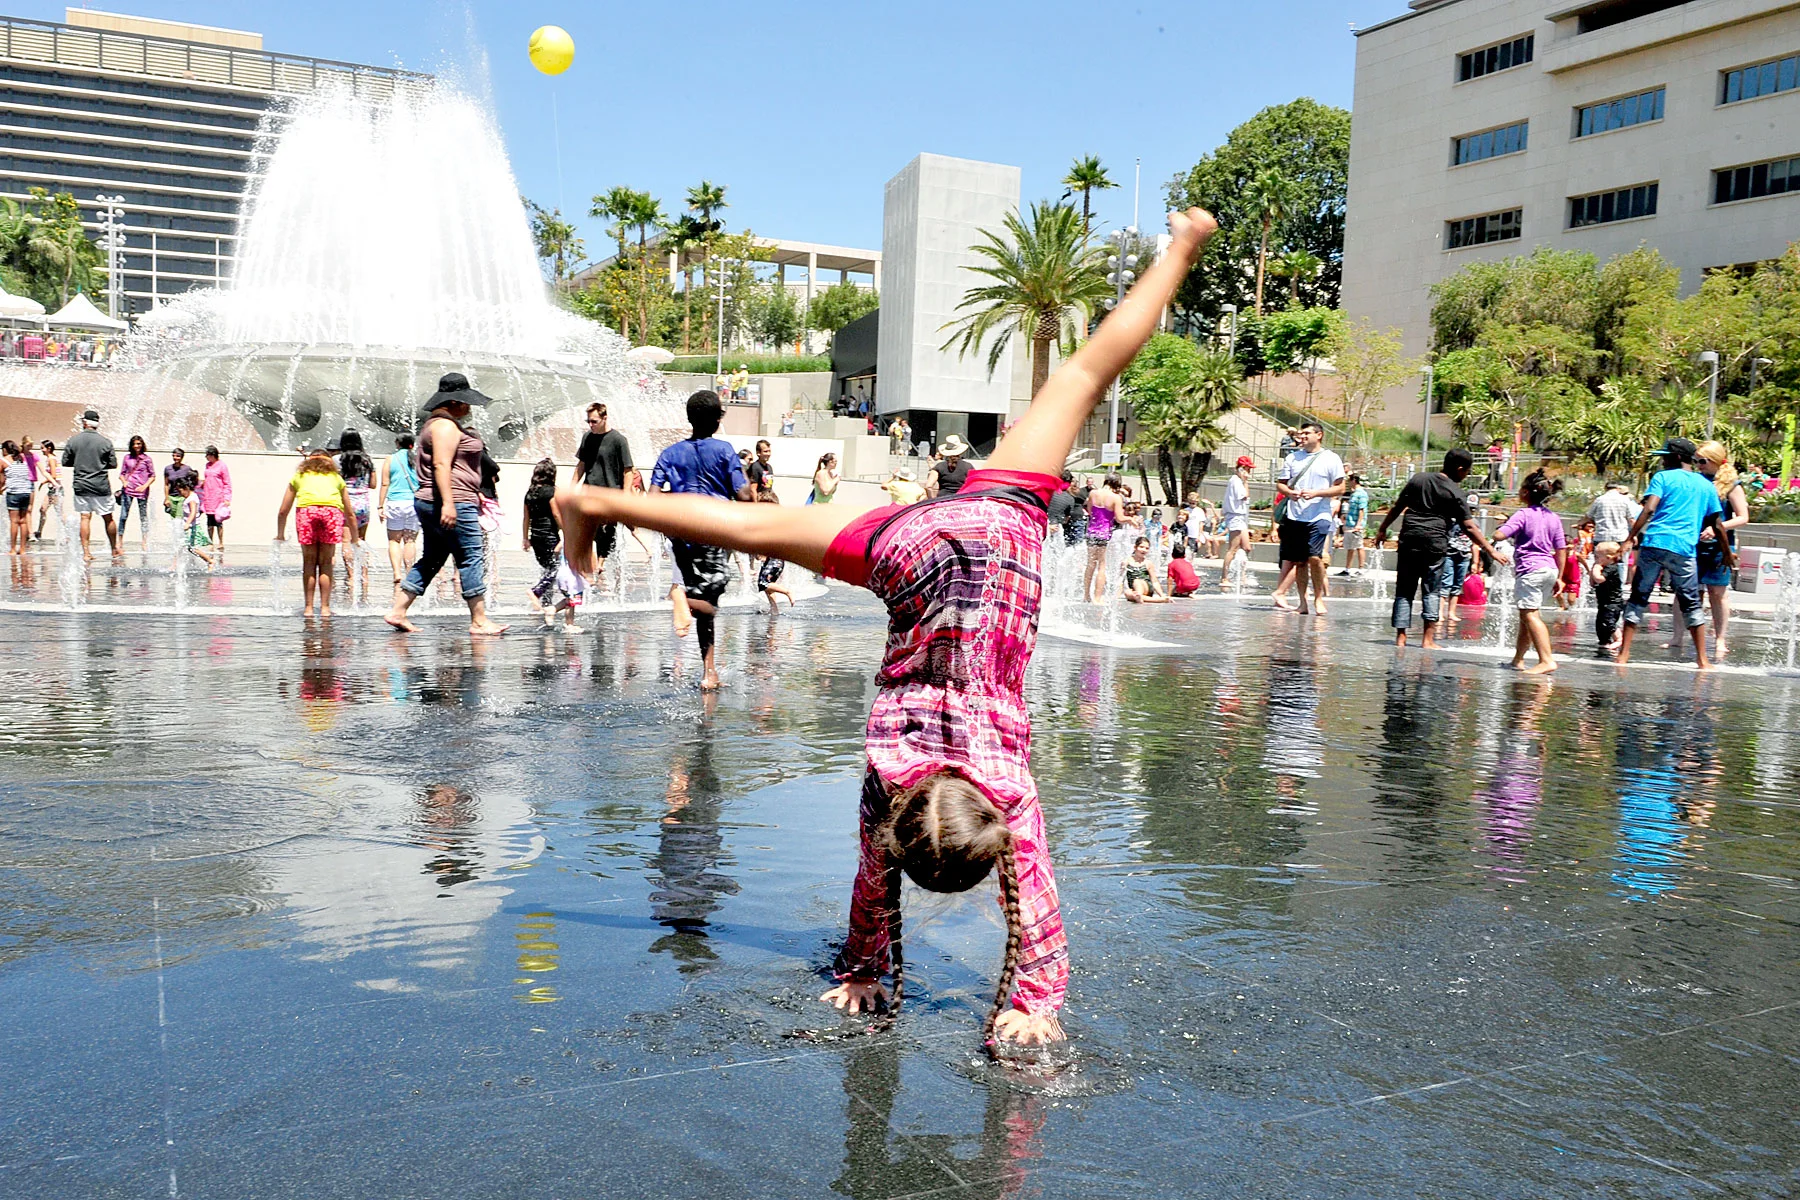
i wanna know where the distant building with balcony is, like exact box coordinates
[0,7,426,315]
[1343,0,1800,429]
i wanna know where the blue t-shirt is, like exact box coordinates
[650,436,747,500]
[1640,467,1722,555]
[1343,486,1369,529]
[385,449,418,503]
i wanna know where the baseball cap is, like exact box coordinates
[1235,455,1255,470]
[1649,437,1697,464]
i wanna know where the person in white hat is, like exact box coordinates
[883,466,924,506]
[926,434,971,498]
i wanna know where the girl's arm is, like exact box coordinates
[1723,484,1749,533]
[984,208,1216,479]
[1002,803,1070,1019]
[338,480,359,543]
[274,483,296,540]
[521,505,532,552]
[557,487,860,578]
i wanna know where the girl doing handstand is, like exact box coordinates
[559,209,1219,1048]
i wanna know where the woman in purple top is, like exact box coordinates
[1493,469,1569,675]
[198,445,232,550]
[118,435,154,551]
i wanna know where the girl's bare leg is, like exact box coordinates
[1512,617,1530,668]
[1708,585,1730,658]
[984,209,1216,479]
[317,543,337,616]
[1524,610,1557,674]
[301,544,319,615]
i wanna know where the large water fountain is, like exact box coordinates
[106,81,681,458]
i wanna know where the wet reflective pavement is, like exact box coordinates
[2,581,1798,1198]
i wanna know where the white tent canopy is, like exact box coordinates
[135,302,197,330]
[47,292,126,331]
[0,284,45,318]
[624,345,675,365]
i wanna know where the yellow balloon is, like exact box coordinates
[528,25,574,76]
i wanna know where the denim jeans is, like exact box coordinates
[1390,544,1446,629]
[116,493,150,537]
[1438,551,1471,595]
[1624,545,1702,629]
[401,499,485,599]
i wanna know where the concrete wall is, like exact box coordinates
[1344,0,1800,428]
[877,153,1021,418]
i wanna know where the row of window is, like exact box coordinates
[1457,30,1798,115]
[1575,86,1664,137]
[1569,182,1658,227]
[1448,153,1799,248]
[0,64,268,118]
[1458,34,1533,82]
[1454,120,1528,165]
[0,174,237,214]
[0,106,255,152]
[0,131,250,175]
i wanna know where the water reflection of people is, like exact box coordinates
[1262,654,1322,816]
[417,783,482,891]
[648,738,739,970]
[832,1039,1044,1200]
[1475,683,1552,883]
[1371,666,1459,858]
[1611,696,1718,899]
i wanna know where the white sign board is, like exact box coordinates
[1100,442,1123,466]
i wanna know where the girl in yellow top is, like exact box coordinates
[275,449,360,617]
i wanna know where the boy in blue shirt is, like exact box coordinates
[650,390,752,689]
[1616,438,1733,669]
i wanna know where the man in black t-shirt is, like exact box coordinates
[1374,448,1502,649]
[570,402,637,583]
[747,438,776,501]
[926,434,972,497]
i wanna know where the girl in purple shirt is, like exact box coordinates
[1494,470,1569,675]
[118,435,154,551]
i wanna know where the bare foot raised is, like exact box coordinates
[470,620,508,636]
[1272,596,1298,612]
[384,610,416,632]
[701,670,721,691]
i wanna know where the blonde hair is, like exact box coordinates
[1697,440,1738,500]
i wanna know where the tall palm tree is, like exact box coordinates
[1061,155,1117,236]
[1244,169,1302,316]
[685,180,728,233]
[590,185,640,263]
[627,192,666,343]
[1271,248,1322,306]
[940,201,1109,399]
[668,214,710,353]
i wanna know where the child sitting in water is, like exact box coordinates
[1121,535,1170,603]
[1591,540,1625,653]
[1166,541,1201,597]
[558,207,1220,1050]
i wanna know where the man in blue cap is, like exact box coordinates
[1616,437,1734,668]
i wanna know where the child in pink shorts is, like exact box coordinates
[559,209,1219,1051]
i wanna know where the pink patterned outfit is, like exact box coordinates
[822,468,1070,1016]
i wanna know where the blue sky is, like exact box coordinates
[50,0,1402,265]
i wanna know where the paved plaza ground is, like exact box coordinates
[1,565,1797,1198]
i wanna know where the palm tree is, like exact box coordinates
[940,201,1108,399]
[590,185,640,263]
[624,192,665,343]
[667,214,710,353]
[1271,248,1322,306]
[1061,155,1117,236]
[685,180,728,232]
[1244,169,1302,316]
[526,200,584,289]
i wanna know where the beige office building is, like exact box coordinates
[1343,0,1800,429]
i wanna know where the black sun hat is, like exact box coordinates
[1649,437,1698,465]
[424,372,492,412]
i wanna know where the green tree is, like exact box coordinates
[806,279,878,336]
[1271,248,1322,306]
[940,200,1108,399]
[1061,154,1117,236]
[1260,305,1343,406]
[1243,169,1301,316]
[1122,333,1241,500]
[590,185,641,262]
[1165,98,1351,328]
[11,188,101,308]
[1331,317,1416,430]
[748,281,803,352]
[526,199,584,288]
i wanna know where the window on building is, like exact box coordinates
[1574,87,1665,137]
[1721,53,1800,104]
[1568,182,1658,228]
[1446,208,1523,249]
[1574,0,1696,35]
[1457,35,1534,82]
[1454,120,1529,165]
[1713,154,1800,204]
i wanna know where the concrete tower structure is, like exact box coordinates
[877,152,1021,454]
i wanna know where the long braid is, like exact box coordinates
[883,859,905,1021]
[983,834,1025,1047]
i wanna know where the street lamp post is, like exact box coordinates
[1750,355,1773,397]
[94,193,126,319]
[1420,360,1435,467]
[1221,302,1238,359]
[1700,349,1720,440]
[1101,227,1138,466]
[712,257,740,378]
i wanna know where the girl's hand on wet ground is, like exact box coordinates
[820,980,888,1014]
[992,1010,1065,1046]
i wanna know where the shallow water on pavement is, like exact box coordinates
[2,572,1798,1199]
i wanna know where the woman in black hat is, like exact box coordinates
[383,373,507,635]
